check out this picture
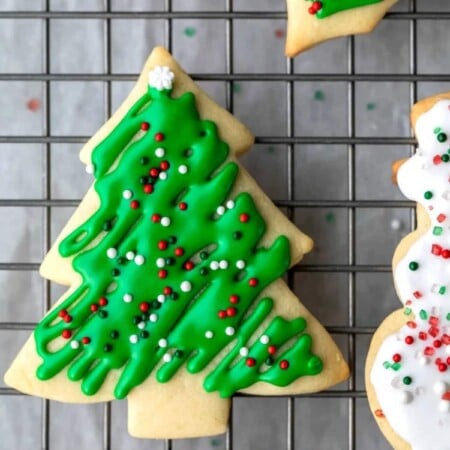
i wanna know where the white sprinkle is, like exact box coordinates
[216,206,226,216]
[85,164,94,174]
[106,248,117,259]
[134,255,145,266]
[129,334,138,344]
[219,260,229,270]
[155,147,165,158]
[138,322,146,330]
[70,340,80,349]
[398,391,413,404]
[123,189,133,199]
[123,293,133,303]
[260,335,270,345]
[225,326,235,336]
[390,219,402,231]
[236,260,246,269]
[163,353,172,363]
[178,165,188,174]
[440,400,450,413]
[157,294,165,303]
[443,191,450,201]
[239,347,249,357]
[446,345,450,355]
[226,200,235,209]
[156,257,165,268]
[180,281,192,292]
[161,217,171,227]
[205,330,214,339]
[158,338,168,348]
[419,356,429,366]
[149,313,158,322]
[159,172,168,181]
[126,251,135,261]
[434,381,448,395]
[210,261,219,271]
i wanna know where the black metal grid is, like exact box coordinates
[0,0,439,449]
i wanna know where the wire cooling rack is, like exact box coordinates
[2,0,448,449]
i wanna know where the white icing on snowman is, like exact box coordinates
[371,100,450,450]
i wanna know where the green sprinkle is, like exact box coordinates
[168,236,177,244]
[419,309,428,320]
[170,292,179,300]
[404,307,412,316]
[443,154,450,163]
[200,251,209,260]
[434,127,442,134]
[139,330,149,338]
[175,350,184,358]
[325,212,336,223]
[424,191,433,200]
[102,221,112,231]
[232,82,241,94]
[140,156,149,165]
[383,361,391,369]
[392,363,401,371]
[165,257,175,266]
[98,310,108,319]
[183,26,197,37]
[265,357,274,366]
[440,286,447,295]
[438,132,448,143]
[366,102,377,111]
[210,438,222,448]
[447,313,450,321]
[103,344,113,352]
[233,231,243,240]
[314,90,325,101]
[409,261,419,271]
[200,268,209,276]
[110,330,119,339]
[111,268,120,277]
[403,376,412,385]
[433,226,443,236]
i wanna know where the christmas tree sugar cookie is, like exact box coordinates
[4,47,349,439]
[286,0,398,56]
[366,93,450,450]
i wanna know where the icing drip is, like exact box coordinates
[34,67,323,399]
[371,100,450,450]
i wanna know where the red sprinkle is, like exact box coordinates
[447,357,450,365]
[158,240,168,250]
[434,339,442,348]
[442,334,450,345]
[429,327,440,338]
[158,269,168,279]
[434,155,443,165]
[130,200,140,209]
[268,345,277,355]
[184,261,195,271]
[229,294,240,304]
[240,213,250,223]
[61,329,72,339]
[81,337,91,345]
[429,316,440,326]
[406,321,417,329]
[443,250,450,259]
[174,247,185,257]
[424,346,435,356]
[141,122,150,131]
[160,161,170,171]
[218,310,227,319]
[144,184,153,194]
[59,309,68,318]
[246,357,256,367]
[163,286,172,295]
[139,302,150,312]
[438,214,447,223]
[152,214,161,223]
[418,331,428,340]
[413,291,422,299]
[392,353,401,363]
[405,336,414,345]
[374,409,385,418]
[432,244,443,255]
[439,363,448,372]
[63,315,72,323]
[149,168,159,178]
[442,392,450,401]
[280,360,290,370]
[99,297,108,306]
[179,202,188,210]
[90,304,99,312]
[155,132,165,142]
[227,307,237,317]
[248,278,259,287]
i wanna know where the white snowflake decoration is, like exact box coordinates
[148,66,175,91]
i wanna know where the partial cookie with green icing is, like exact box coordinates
[286,0,398,56]
[4,47,349,439]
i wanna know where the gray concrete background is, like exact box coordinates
[1,0,450,449]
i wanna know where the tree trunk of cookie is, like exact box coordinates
[127,372,230,439]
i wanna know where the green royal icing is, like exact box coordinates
[307,0,383,19]
[34,78,323,399]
